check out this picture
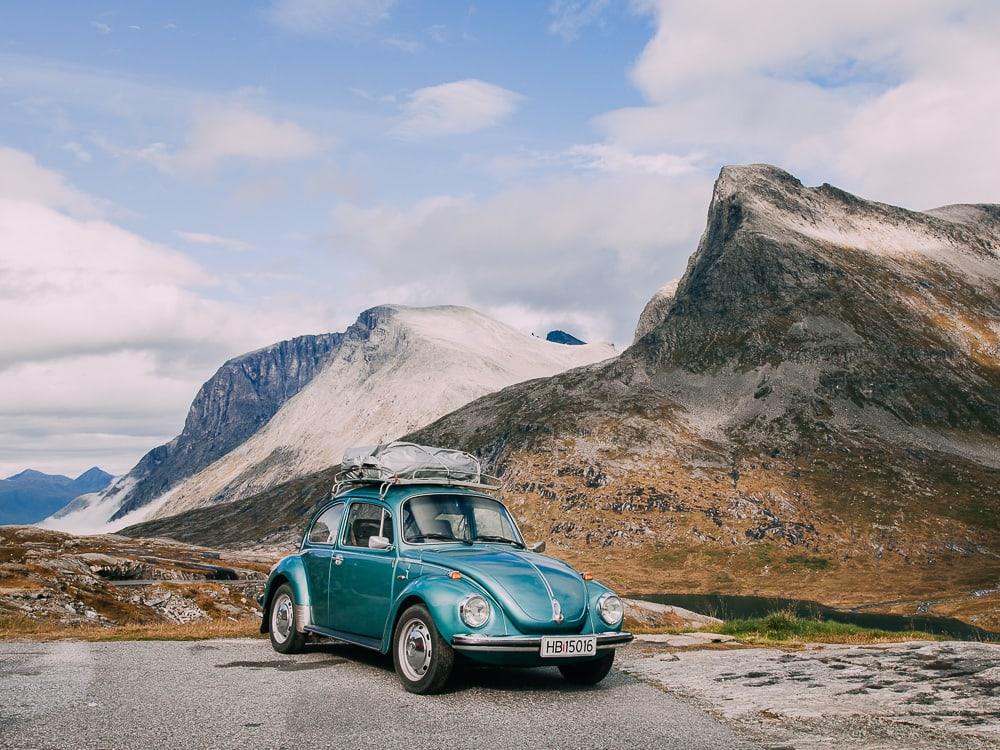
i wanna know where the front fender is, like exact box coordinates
[380,575,508,653]
[584,580,624,633]
[259,554,311,633]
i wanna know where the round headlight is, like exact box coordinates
[459,594,491,628]
[597,593,624,626]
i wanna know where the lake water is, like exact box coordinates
[635,592,998,641]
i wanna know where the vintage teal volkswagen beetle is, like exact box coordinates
[260,443,632,694]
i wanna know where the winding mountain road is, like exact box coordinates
[0,639,753,750]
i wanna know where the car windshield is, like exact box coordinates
[401,494,525,548]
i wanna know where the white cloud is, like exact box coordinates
[563,143,702,176]
[600,0,1000,208]
[90,21,111,35]
[332,172,712,343]
[0,147,106,217]
[394,79,522,139]
[0,352,194,476]
[383,35,422,53]
[175,230,250,251]
[136,106,325,174]
[0,149,331,474]
[268,0,395,34]
[548,0,610,42]
[61,141,93,163]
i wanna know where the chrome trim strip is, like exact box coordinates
[452,632,633,652]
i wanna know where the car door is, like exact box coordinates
[329,501,396,639]
[299,502,345,629]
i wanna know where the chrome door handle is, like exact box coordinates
[333,554,344,565]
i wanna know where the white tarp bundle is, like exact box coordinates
[341,442,482,482]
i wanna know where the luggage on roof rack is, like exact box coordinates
[333,442,500,497]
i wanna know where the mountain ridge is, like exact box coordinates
[0,467,112,525]
[47,304,613,533]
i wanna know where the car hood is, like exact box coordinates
[415,546,589,634]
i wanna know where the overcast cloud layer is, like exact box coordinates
[1,1,998,476]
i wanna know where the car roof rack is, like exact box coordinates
[331,442,501,500]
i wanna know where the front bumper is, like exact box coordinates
[452,631,633,653]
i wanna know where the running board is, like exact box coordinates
[304,625,382,651]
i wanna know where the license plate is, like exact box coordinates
[539,636,597,658]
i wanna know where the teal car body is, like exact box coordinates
[260,484,632,672]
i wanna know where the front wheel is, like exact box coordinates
[558,650,615,685]
[268,583,306,654]
[392,604,454,694]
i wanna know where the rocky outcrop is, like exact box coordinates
[112,333,343,520]
[0,526,269,629]
[633,280,678,343]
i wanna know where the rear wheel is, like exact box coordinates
[268,584,306,654]
[558,650,615,685]
[392,604,454,694]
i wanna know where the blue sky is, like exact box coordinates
[2,1,998,476]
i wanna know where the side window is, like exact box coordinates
[343,502,392,548]
[307,503,344,545]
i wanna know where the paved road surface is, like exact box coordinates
[0,639,754,750]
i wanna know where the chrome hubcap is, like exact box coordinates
[272,594,293,643]
[399,618,432,681]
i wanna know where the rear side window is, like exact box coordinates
[306,503,344,545]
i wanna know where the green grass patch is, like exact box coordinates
[785,554,831,571]
[716,610,941,644]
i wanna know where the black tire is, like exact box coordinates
[558,650,615,685]
[268,583,307,654]
[392,604,454,694]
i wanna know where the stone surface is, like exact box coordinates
[634,633,736,647]
[625,597,724,628]
[620,639,1000,750]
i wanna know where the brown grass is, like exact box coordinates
[0,613,263,642]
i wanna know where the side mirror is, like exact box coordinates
[368,535,393,550]
[529,541,546,553]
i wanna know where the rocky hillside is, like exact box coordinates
[0,468,111,525]
[407,165,1000,628]
[0,526,270,633]
[50,305,613,533]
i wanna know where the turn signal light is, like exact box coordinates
[449,571,462,580]
[582,572,594,581]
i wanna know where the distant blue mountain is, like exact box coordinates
[0,467,113,525]
[545,330,586,345]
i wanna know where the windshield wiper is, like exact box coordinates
[410,532,472,545]
[473,534,525,549]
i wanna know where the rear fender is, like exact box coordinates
[259,555,311,633]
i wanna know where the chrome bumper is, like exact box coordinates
[452,631,633,653]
